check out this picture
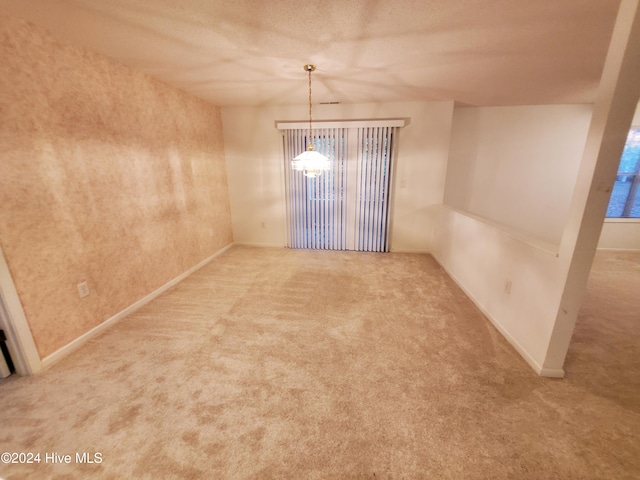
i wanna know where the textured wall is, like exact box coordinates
[0,16,232,358]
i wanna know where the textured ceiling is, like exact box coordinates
[0,0,622,107]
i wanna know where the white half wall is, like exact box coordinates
[221,101,454,252]
[433,104,593,375]
[431,205,565,376]
[432,102,635,376]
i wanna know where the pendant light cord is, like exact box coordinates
[308,67,313,151]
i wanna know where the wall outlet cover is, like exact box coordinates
[77,281,90,298]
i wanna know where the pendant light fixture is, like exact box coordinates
[291,64,330,178]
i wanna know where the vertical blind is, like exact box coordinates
[354,126,396,252]
[283,127,347,250]
[283,124,398,252]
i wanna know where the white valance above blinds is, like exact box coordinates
[276,118,406,130]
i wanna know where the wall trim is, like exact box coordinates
[389,248,431,254]
[596,247,640,251]
[276,118,407,130]
[232,242,285,248]
[235,243,431,254]
[41,243,233,369]
[441,205,560,257]
[538,367,566,378]
[603,218,640,223]
[431,251,565,378]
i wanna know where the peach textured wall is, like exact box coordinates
[0,17,232,358]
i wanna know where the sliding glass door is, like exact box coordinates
[283,126,397,252]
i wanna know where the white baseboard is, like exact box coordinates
[41,243,233,369]
[389,248,431,254]
[232,242,285,248]
[431,252,565,379]
[538,367,565,378]
[232,243,430,253]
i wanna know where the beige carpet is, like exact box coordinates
[0,246,638,479]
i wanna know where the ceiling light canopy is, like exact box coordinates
[291,65,330,179]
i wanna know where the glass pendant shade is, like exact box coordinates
[292,145,330,178]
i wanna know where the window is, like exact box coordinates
[606,127,640,218]
[281,122,400,252]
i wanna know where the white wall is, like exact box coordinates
[222,101,454,252]
[432,206,566,375]
[598,101,640,250]
[432,104,592,376]
[598,220,640,249]
[444,105,592,246]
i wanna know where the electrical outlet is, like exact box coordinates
[504,279,512,295]
[77,281,90,298]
